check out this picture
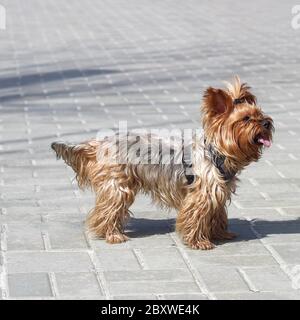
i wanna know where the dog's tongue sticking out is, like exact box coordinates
[258,138,271,148]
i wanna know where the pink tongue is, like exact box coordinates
[258,138,271,147]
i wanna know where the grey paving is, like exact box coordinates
[8,273,52,297]
[0,0,300,299]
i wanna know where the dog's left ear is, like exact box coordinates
[202,87,233,116]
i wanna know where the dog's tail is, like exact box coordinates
[51,140,99,189]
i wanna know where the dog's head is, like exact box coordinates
[201,77,274,168]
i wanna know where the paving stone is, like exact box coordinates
[55,272,102,297]
[138,247,187,269]
[162,293,208,300]
[6,223,44,251]
[128,234,176,248]
[237,208,299,222]
[281,208,300,216]
[104,269,193,282]
[188,254,277,268]
[6,252,94,273]
[95,249,141,271]
[198,266,249,292]
[112,294,158,300]
[56,296,106,300]
[108,281,201,295]
[47,222,88,249]
[241,266,294,291]
[8,273,52,297]
[253,221,300,243]
[234,199,300,209]
[215,291,300,300]
[271,244,300,264]
[196,242,270,256]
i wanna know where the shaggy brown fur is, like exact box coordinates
[51,76,274,250]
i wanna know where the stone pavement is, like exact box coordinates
[0,0,300,300]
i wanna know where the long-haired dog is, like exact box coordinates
[51,77,274,250]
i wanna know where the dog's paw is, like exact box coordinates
[188,240,215,250]
[106,232,129,244]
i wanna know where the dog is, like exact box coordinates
[51,77,273,250]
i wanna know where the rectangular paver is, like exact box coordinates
[8,273,52,298]
[55,272,102,298]
[6,252,94,273]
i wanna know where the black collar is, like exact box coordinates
[182,140,237,185]
[206,143,237,181]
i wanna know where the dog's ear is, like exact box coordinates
[202,87,233,115]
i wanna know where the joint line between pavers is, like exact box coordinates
[259,192,271,200]
[237,267,259,292]
[288,153,298,160]
[170,233,215,300]
[48,272,59,297]
[41,231,52,251]
[132,248,148,270]
[275,208,288,216]
[41,230,59,297]
[86,241,111,299]
[0,224,9,299]
[248,220,294,284]
[248,178,259,186]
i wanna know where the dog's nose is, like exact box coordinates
[261,119,271,129]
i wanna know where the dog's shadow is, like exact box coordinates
[125,217,300,243]
[126,217,175,237]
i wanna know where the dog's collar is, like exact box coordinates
[205,142,237,181]
[182,140,237,185]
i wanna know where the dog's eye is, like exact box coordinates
[243,116,250,122]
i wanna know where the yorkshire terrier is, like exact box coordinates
[51,77,273,250]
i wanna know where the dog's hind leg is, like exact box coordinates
[86,164,138,244]
[52,140,138,243]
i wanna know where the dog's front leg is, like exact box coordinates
[176,188,216,250]
[210,207,237,241]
